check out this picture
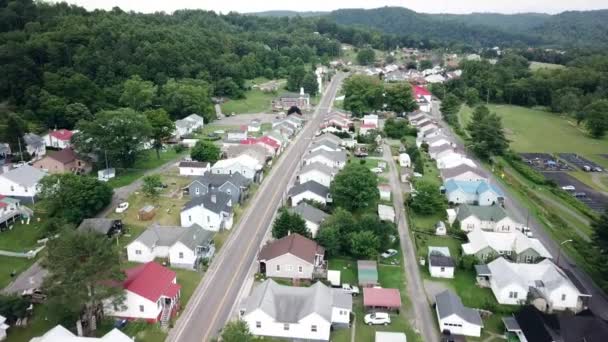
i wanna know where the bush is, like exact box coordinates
[174,144,186,153]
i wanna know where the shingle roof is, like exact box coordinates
[440,164,485,180]
[131,224,213,251]
[428,246,455,267]
[456,204,508,222]
[0,165,46,187]
[258,233,324,264]
[242,279,350,323]
[462,229,551,258]
[313,133,342,145]
[182,191,232,213]
[287,180,329,198]
[444,180,504,197]
[123,262,179,302]
[77,218,116,235]
[188,171,251,190]
[299,162,336,177]
[435,290,483,326]
[304,150,347,163]
[178,161,210,169]
[288,202,329,225]
[49,129,73,141]
[47,148,77,164]
[23,133,44,147]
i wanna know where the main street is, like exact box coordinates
[430,100,608,319]
[167,73,346,342]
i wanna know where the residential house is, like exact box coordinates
[357,260,379,287]
[359,123,378,135]
[314,133,342,146]
[43,129,73,149]
[413,85,432,103]
[265,130,290,147]
[363,114,379,127]
[428,144,454,160]
[437,153,477,169]
[378,184,391,201]
[398,153,411,167]
[274,121,297,138]
[462,229,551,263]
[321,112,353,131]
[126,224,214,269]
[0,315,6,341]
[417,134,452,148]
[428,246,455,279]
[303,150,347,169]
[77,218,123,237]
[285,114,304,128]
[226,128,248,142]
[298,162,337,188]
[257,136,282,155]
[435,290,483,337]
[363,288,401,311]
[309,141,341,154]
[407,112,428,124]
[178,161,211,176]
[180,192,233,231]
[440,164,487,183]
[288,181,331,207]
[258,233,326,279]
[248,119,262,132]
[443,179,504,206]
[455,204,522,232]
[29,325,133,342]
[32,148,91,174]
[226,144,271,163]
[186,171,251,204]
[0,196,33,230]
[272,90,310,111]
[211,154,263,182]
[477,257,589,312]
[503,305,608,342]
[417,123,440,137]
[0,165,46,203]
[425,74,446,84]
[174,114,204,137]
[378,204,395,223]
[288,202,329,238]
[105,262,181,323]
[240,279,351,341]
[375,332,407,342]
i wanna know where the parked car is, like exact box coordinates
[370,167,383,174]
[342,283,360,296]
[364,312,391,326]
[115,202,129,213]
[381,249,398,258]
[594,167,603,172]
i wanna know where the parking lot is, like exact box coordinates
[519,153,572,172]
[542,172,608,212]
[558,153,604,172]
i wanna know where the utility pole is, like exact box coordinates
[556,239,573,268]
[17,138,24,162]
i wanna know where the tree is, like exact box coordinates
[286,65,307,92]
[466,105,509,159]
[161,78,214,123]
[272,209,311,239]
[2,113,26,152]
[330,163,379,211]
[316,225,342,256]
[584,100,608,138]
[419,59,433,70]
[385,83,418,114]
[301,73,319,96]
[592,210,608,254]
[357,213,394,248]
[384,118,413,139]
[64,103,92,128]
[38,174,113,224]
[440,93,462,125]
[72,108,153,168]
[408,180,445,215]
[356,48,376,65]
[221,320,253,342]
[141,175,162,200]
[43,230,124,332]
[145,109,175,159]
[0,295,30,324]
[349,230,380,258]
[342,75,383,116]
[120,75,157,111]
[464,88,479,107]
[190,140,221,164]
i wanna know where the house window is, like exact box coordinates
[135,250,142,255]
[207,216,210,223]
[283,323,289,331]
[561,294,566,301]
[509,291,518,299]
[298,266,303,273]
[256,321,261,328]
[139,305,144,312]
[226,189,231,194]
[467,224,474,229]
[286,265,293,271]
[311,325,317,332]
[195,187,200,195]
[440,267,445,272]
[525,255,533,263]
[179,252,184,259]
[276,265,280,272]
[10,185,14,192]
[188,215,192,222]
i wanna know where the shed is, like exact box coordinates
[328,270,341,287]
[378,204,395,223]
[363,287,401,311]
[137,205,156,221]
[98,168,116,182]
[399,153,411,168]
[378,184,391,201]
[435,221,447,236]
[357,260,378,287]
[375,332,407,342]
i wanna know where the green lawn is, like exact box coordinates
[0,222,43,252]
[221,89,277,114]
[0,256,36,289]
[107,148,188,188]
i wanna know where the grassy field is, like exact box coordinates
[529,61,566,71]
[0,256,36,289]
[107,148,188,188]
[0,222,43,252]
[221,89,276,114]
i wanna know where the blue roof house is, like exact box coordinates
[444,179,504,206]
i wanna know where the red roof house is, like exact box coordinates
[106,262,181,323]
[258,136,280,151]
[44,129,74,149]
[413,85,432,99]
[363,287,402,310]
[49,129,73,141]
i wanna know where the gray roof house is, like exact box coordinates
[0,165,46,203]
[126,223,215,269]
[186,171,251,204]
[435,290,483,337]
[303,150,347,169]
[288,181,331,207]
[77,218,123,237]
[289,202,329,227]
[440,164,487,182]
[181,191,234,231]
[23,133,46,158]
[240,279,352,340]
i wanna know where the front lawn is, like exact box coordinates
[0,222,43,253]
[107,149,188,188]
[221,89,277,114]
[0,256,35,289]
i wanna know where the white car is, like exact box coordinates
[370,167,383,174]
[115,202,129,213]
[342,283,360,296]
[381,249,398,258]
[364,312,391,326]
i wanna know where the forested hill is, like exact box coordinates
[328,7,608,48]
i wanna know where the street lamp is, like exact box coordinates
[556,239,573,268]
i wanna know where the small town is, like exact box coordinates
[1,1,608,342]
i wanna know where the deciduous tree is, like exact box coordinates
[221,320,253,342]
[145,109,175,159]
[330,163,378,211]
[141,175,163,200]
[272,209,311,239]
[408,180,445,215]
[356,48,375,65]
[190,140,221,164]
[120,75,157,111]
[385,83,418,114]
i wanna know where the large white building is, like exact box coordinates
[435,290,483,337]
[211,154,263,182]
[455,204,522,233]
[0,164,46,203]
[240,279,352,341]
[180,192,233,231]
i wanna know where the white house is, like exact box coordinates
[211,154,263,182]
[29,325,133,342]
[418,135,452,148]
[0,196,33,229]
[248,119,262,132]
[363,114,379,127]
[398,153,411,168]
[309,141,341,153]
[435,290,483,337]
[378,204,395,223]
[314,133,343,146]
[428,246,455,279]
[178,161,210,176]
[303,150,347,169]
[23,133,46,159]
[240,279,352,341]
[456,204,522,232]
[288,181,331,207]
[0,315,7,341]
[298,162,337,188]
[126,224,215,269]
[180,192,234,231]
[444,180,504,206]
[0,164,46,203]
[288,202,329,238]
[441,164,488,183]
[480,258,589,312]
[105,262,181,323]
[437,153,477,169]
[175,114,204,137]
[258,233,326,279]
[43,129,73,149]
[462,229,552,263]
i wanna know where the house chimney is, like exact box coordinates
[211,194,217,203]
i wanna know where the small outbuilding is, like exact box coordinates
[378,204,396,223]
[137,205,156,221]
[428,246,455,279]
[98,168,115,182]
[399,153,411,168]
[378,184,391,201]
[435,221,447,236]
[357,260,379,287]
[363,287,401,311]
[77,218,124,237]
[375,331,407,342]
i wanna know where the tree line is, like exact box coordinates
[342,75,418,116]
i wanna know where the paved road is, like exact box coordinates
[384,144,439,342]
[431,100,608,319]
[166,73,346,342]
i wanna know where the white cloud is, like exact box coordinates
[55,0,608,14]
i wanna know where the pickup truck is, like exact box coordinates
[342,283,360,296]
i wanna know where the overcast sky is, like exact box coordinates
[55,0,608,15]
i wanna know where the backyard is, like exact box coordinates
[107,148,189,188]
[220,78,286,115]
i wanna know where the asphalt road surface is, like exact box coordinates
[384,144,439,342]
[166,73,346,342]
[431,100,608,319]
